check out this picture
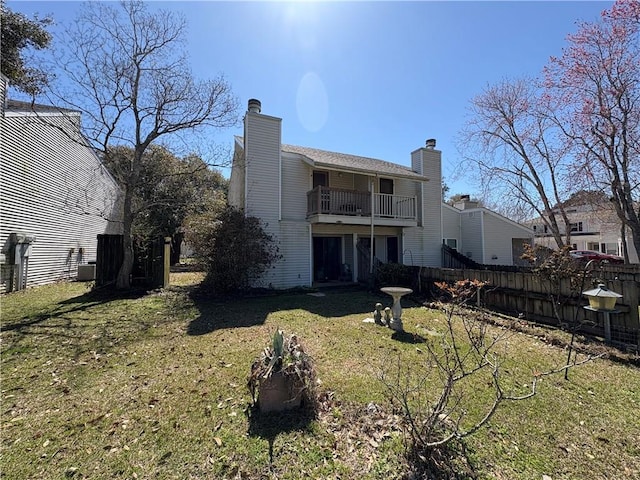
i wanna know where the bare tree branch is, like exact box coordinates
[40,0,238,289]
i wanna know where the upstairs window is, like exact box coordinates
[570,222,583,232]
[379,178,394,194]
[313,171,328,188]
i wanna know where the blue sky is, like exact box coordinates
[9,1,610,196]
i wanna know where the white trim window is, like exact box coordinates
[443,238,458,249]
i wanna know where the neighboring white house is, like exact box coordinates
[0,76,122,292]
[228,99,534,289]
[529,191,639,263]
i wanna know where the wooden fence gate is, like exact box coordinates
[96,235,170,289]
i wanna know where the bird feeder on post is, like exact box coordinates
[582,283,623,343]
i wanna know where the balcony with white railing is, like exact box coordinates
[306,186,418,226]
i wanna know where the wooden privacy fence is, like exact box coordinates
[419,266,640,349]
[96,235,170,289]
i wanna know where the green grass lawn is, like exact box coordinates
[1,273,639,479]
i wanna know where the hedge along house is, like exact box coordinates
[0,76,122,292]
[228,99,534,289]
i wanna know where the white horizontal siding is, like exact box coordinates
[482,212,533,266]
[0,113,121,292]
[418,148,442,266]
[329,171,354,190]
[354,174,370,192]
[402,228,427,266]
[281,156,309,221]
[228,144,245,209]
[393,178,416,198]
[460,211,483,262]
[312,224,398,236]
[255,220,310,289]
[276,221,311,288]
[373,149,445,269]
[442,204,461,244]
[244,113,281,222]
[343,234,354,273]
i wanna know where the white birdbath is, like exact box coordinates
[380,287,413,332]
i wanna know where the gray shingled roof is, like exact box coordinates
[5,99,79,114]
[235,136,428,181]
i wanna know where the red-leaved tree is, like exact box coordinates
[544,0,640,261]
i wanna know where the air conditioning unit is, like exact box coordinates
[77,264,96,281]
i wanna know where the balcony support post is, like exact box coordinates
[370,178,375,274]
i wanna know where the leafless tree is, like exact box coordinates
[459,78,573,248]
[44,1,238,289]
[381,280,597,473]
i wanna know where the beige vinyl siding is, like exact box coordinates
[312,224,398,237]
[244,112,281,222]
[402,228,424,265]
[416,148,442,266]
[402,147,443,267]
[374,236,387,263]
[442,204,461,245]
[281,155,310,221]
[329,171,354,190]
[460,210,483,262]
[411,150,424,228]
[228,144,245,209]
[393,178,415,198]
[482,211,533,266]
[0,113,121,291]
[343,234,354,274]
[354,174,370,192]
[262,220,311,288]
[243,113,283,288]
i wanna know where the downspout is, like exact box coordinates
[243,117,248,212]
[420,182,425,226]
[439,188,444,267]
[353,234,358,283]
[309,224,313,285]
[278,148,282,221]
[458,207,462,256]
[480,210,486,263]
[370,177,375,274]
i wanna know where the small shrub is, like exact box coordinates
[374,263,416,289]
[186,205,281,294]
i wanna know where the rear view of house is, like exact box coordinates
[0,77,121,292]
[229,99,533,289]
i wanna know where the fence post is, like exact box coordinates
[623,280,639,348]
[163,237,171,288]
